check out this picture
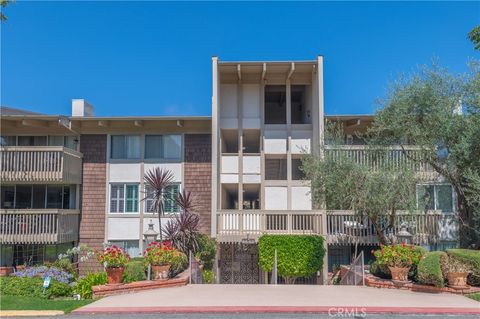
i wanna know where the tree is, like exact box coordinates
[143,167,174,242]
[0,0,13,22]
[302,144,417,246]
[367,63,480,248]
[468,25,480,50]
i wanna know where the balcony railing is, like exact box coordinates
[1,146,83,184]
[0,209,80,244]
[326,210,457,246]
[216,210,325,242]
[324,145,438,180]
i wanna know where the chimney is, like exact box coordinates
[72,99,94,117]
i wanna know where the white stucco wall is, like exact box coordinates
[109,163,141,182]
[243,174,261,183]
[220,84,237,119]
[264,130,287,154]
[108,218,140,240]
[221,174,239,184]
[265,187,288,210]
[242,84,260,119]
[143,163,182,182]
[242,155,260,174]
[291,130,312,154]
[291,186,312,210]
[221,155,239,174]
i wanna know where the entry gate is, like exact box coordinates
[218,243,260,284]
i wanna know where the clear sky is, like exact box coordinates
[1,1,479,117]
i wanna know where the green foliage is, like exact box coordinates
[0,295,94,313]
[51,258,77,278]
[169,250,188,278]
[466,293,480,302]
[195,234,216,270]
[130,257,144,262]
[447,249,480,286]
[367,63,480,248]
[373,244,424,268]
[302,151,417,245]
[122,261,146,283]
[73,272,107,299]
[0,276,72,299]
[469,25,480,50]
[417,251,447,287]
[369,260,390,279]
[258,235,325,283]
[202,269,215,284]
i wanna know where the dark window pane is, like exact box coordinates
[16,186,32,209]
[145,135,163,159]
[265,85,287,124]
[291,85,310,124]
[417,185,434,211]
[292,159,305,180]
[62,186,70,209]
[111,136,126,159]
[46,186,63,209]
[1,186,15,209]
[18,136,47,146]
[0,136,16,146]
[32,185,46,209]
[265,158,287,180]
[436,185,453,213]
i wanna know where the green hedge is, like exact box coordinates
[0,276,72,299]
[417,251,447,287]
[122,261,146,283]
[195,234,216,270]
[447,249,480,286]
[74,272,107,299]
[258,235,325,283]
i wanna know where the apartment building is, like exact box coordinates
[0,57,458,282]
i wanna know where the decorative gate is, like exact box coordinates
[219,243,260,284]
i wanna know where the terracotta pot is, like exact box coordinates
[152,264,170,280]
[15,265,26,272]
[106,267,124,284]
[388,266,410,282]
[447,272,469,288]
[0,266,13,276]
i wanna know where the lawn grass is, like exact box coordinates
[466,293,480,302]
[0,295,94,313]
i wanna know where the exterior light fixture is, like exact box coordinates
[396,223,413,245]
[143,219,159,248]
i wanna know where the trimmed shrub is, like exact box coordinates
[74,272,107,299]
[202,269,215,284]
[122,261,146,283]
[169,250,188,278]
[417,251,447,287]
[447,249,480,286]
[0,276,72,299]
[369,260,390,279]
[258,235,325,284]
[195,234,216,270]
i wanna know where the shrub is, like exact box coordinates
[13,266,74,284]
[369,260,390,279]
[74,272,107,299]
[195,234,216,270]
[258,235,325,284]
[144,241,177,266]
[373,244,424,268]
[0,276,72,299]
[169,250,188,278]
[51,258,77,278]
[447,249,480,286]
[202,269,214,284]
[122,261,146,283]
[417,251,447,287]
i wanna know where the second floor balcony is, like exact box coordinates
[1,146,83,184]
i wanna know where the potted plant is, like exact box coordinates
[373,244,423,282]
[97,245,130,284]
[442,257,470,289]
[144,241,176,280]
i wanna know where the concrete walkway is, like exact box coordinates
[75,284,479,314]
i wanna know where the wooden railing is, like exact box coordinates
[326,210,457,245]
[324,145,438,179]
[0,146,83,184]
[0,209,80,244]
[216,210,325,242]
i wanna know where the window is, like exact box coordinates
[46,186,63,209]
[17,136,47,146]
[32,185,46,209]
[15,186,32,209]
[265,85,287,124]
[145,184,180,214]
[145,135,182,159]
[110,184,139,213]
[1,186,15,209]
[292,159,305,180]
[0,185,73,209]
[265,158,287,180]
[0,136,16,146]
[111,135,141,159]
[417,184,454,213]
[291,85,311,124]
[109,240,143,258]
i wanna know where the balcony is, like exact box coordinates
[0,209,80,244]
[215,210,458,245]
[1,146,83,184]
[326,210,457,246]
[324,145,439,180]
[216,210,325,243]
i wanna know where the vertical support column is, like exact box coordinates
[237,74,243,211]
[286,80,292,210]
[211,56,219,238]
[321,210,328,284]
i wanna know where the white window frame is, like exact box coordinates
[144,134,182,160]
[144,183,181,215]
[110,135,141,160]
[109,183,139,214]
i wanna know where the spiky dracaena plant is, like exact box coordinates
[143,167,174,242]
[163,190,201,254]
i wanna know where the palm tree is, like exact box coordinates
[143,167,174,242]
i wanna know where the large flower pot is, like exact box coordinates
[152,265,170,280]
[106,267,124,284]
[0,266,13,276]
[15,265,26,272]
[447,272,469,289]
[388,266,410,282]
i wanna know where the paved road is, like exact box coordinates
[23,313,480,319]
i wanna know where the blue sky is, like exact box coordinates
[1,1,479,116]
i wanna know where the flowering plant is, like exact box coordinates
[144,241,181,266]
[97,245,130,268]
[13,266,74,284]
[373,244,424,268]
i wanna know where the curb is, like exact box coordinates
[73,306,480,315]
[0,310,65,317]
